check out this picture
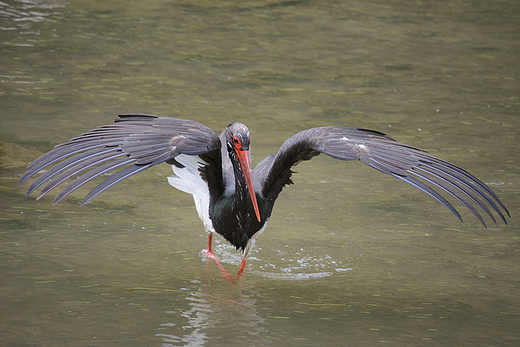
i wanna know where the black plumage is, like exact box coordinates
[19,114,509,275]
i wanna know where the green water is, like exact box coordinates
[1,0,519,346]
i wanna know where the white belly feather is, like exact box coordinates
[167,154,215,233]
[167,154,265,259]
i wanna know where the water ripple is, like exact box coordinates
[0,0,66,35]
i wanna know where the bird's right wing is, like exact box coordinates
[255,126,509,228]
[18,114,223,206]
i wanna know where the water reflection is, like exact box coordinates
[157,266,267,346]
[154,244,352,345]
[152,240,359,346]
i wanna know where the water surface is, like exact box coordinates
[1,0,519,346]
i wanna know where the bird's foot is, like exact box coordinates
[205,249,243,281]
[205,248,218,261]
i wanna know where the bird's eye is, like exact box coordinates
[232,136,241,147]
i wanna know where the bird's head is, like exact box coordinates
[226,122,251,153]
[225,122,261,222]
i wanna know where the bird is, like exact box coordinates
[19,114,509,277]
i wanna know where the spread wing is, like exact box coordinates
[254,126,509,228]
[19,114,222,206]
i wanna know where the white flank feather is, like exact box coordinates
[167,154,215,233]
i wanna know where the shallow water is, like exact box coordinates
[1,0,519,346]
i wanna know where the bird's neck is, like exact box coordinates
[232,165,251,209]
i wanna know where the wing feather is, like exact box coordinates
[19,114,222,205]
[256,126,508,227]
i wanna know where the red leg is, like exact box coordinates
[205,233,215,258]
[237,258,247,276]
[205,233,244,280]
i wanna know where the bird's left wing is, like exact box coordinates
[19,114,222,206]
[255,126,509,228]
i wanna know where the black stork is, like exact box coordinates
[19,114,509,277]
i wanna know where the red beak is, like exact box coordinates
[236,149,261,222]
